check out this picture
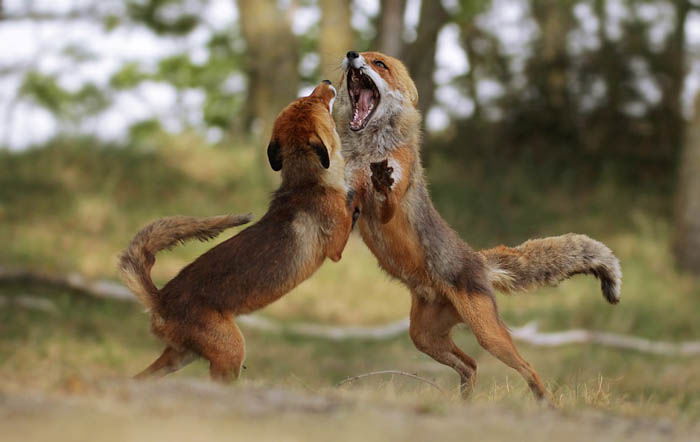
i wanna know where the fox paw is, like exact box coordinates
[370,160,394,193]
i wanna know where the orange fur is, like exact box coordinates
[357,52,418,106]
[121,81,357,382]
[336,51,621,404]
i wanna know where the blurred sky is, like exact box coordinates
[1,0,700,149]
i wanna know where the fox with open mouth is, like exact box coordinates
[334,51,622,404]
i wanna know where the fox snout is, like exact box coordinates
[345,50,364,69]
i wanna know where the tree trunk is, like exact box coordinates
[593,0,621,118]
[670,1,696,273]
[376,0,406,58]
[532,0,573,114]
[460,21,482,121]
[403,0,449,121]
[237,0,299,139]
[674,93,700,274]
[659,0,690,159]
[318,0,354,82]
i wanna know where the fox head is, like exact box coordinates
[335,51,419,145]
[267,80,343,182]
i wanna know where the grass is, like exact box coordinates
[1,280,699,423]
[1,135,700,435]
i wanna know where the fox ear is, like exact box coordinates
[267,140,282,171]
[310,141,330,169]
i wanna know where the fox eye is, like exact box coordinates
[373,60,388,70]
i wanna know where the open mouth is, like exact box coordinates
[347,67,380,131]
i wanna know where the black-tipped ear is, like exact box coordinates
[267,140,282,171]
[311,142,330,169]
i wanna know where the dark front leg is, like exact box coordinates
[370,160,397,224]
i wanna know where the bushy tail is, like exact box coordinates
[118,213,253,310]
[479,233,622,304]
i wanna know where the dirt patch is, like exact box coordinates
[1,379,695,442]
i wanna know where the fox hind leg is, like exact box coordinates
[409,295,478,398]
[191,314,246,383]
[449,290,551,403]
[134,346,196,380]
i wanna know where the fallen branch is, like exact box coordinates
[337,370,445,393]
[2,266,700,356]
[510,322,700,356]
[0,266,133,301]
[237,314,409,341]
[0,295,58,314]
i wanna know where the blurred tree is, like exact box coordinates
[578,0,628,157]
[1,0,698,190]
[126,0,200,35]
[319,0,354,81]
[237,0,299,138]
[658,0,691,158]
[510,0,577,157]
[376,0,406,57]
[437,0,695,181]
[118,0,248,135]
[453,0,495,123]
[674,93,700,273]
[20,71,109,133]
[404,0,449,120]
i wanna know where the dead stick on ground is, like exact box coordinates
[337,370,445,393]
[2,266,700,356]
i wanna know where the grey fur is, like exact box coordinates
[335,59,621,303]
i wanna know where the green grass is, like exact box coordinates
[0,134,270,276]
[1,135,700,426]
[1,281,699,422]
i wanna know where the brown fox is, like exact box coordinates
[120,81,357,382]
[334,51,622,403]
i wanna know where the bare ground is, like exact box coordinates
[1,378,697,442]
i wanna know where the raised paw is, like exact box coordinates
[370,159,394,192]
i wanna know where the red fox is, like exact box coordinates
[120,81,357,382]
[334,51,622,403]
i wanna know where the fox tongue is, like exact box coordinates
[359,88,373,110]
[351,88,374,130]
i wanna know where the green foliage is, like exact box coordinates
[0,136,270,272]
[128,118,163,142]
[102,14,122,31]
[126,0,200,35]
[62,44,98,63]
[455,0,491,21]
[20,72,109,124]
[153,51,245,128]
[20,72,70,115]
[8,0,692,181]
[156,54,203,88]
[72,84,110,117]
[203,93,240,129]
[110,63,150,90]
[105,26,246,131]
[442,0,687,183]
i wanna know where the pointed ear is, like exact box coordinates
[267,140,282,171]
[310,141,330,169]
